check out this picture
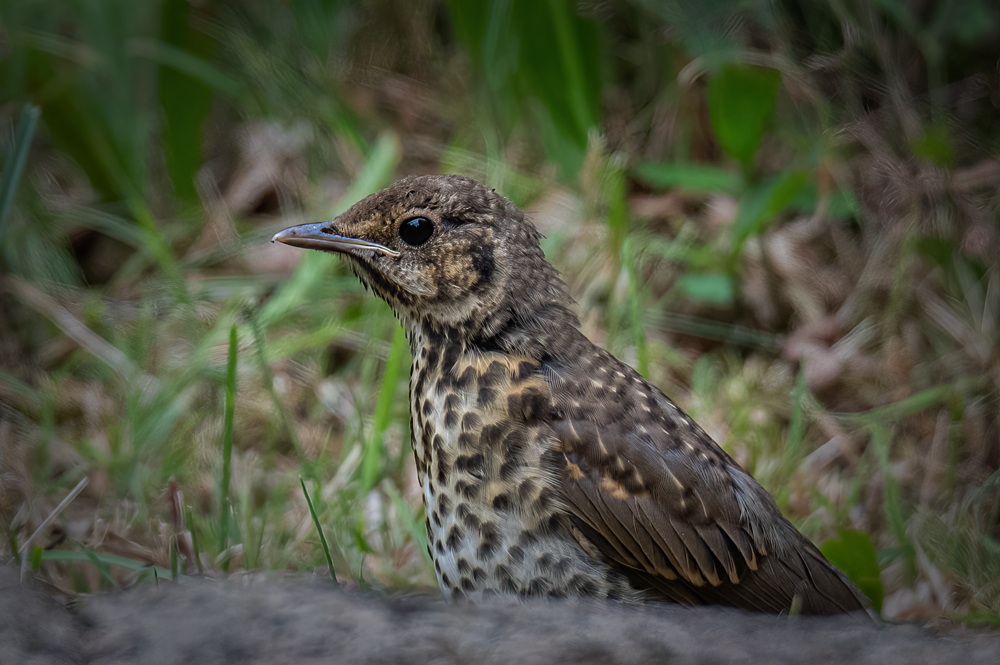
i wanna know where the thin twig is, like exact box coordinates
[19,476,90,582]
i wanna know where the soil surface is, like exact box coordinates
[2,566,998,665]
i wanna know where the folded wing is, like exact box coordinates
[543,348,865,615]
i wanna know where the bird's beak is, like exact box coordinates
[271,221,400,257]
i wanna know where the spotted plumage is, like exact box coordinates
[272,174,867,614]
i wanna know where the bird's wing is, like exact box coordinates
[542,347,865,614]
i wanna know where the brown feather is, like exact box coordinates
[695,523,740,584]
[543,341,868,615]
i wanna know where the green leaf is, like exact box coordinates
[820,529,885,613]
[731,170,811,247]
[156,0,226,204]
[677,273,734,305]
[634,162,743,195]
[708,63,782,169]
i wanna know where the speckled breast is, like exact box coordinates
[407,328,636,602]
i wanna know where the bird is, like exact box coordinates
[272,174,867,614]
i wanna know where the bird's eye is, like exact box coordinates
[399,217,434,246]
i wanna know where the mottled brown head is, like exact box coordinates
[273,175,577,353]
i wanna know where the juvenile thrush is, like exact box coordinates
[272,174,866,614]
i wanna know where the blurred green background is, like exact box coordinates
[1,0,998,623]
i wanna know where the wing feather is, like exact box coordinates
[541,345,867,615]
[695,523,740,584]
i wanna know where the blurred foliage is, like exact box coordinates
[447,0,605,176]
[0,0,999,623]
[821,529,885,613]
[708,63,781,172]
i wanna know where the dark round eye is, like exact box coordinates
[399,217,434,246]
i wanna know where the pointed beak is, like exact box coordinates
[271,222,400,257]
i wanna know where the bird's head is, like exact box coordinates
[272,174,576,351]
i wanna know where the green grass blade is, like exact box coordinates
[131,37,239,97]
[361,324,408,493]
[634,162,743,195]
[784,365,808,471]
[219,325,237,554]
[869,422,916,582]
[127,197,189,303]
[644,311,784,352]
[546,0,594,140]
[83,549,121,590]
[41,549,173,580]
[156,0,219,204]
[29,545,43,572]
[385,484,433,571]
[835,378,979,426]
[299,476,337,581]
[0,104,40,238]
[609,165,648,378]
[607,163,628,252]
[624,254,649,378]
